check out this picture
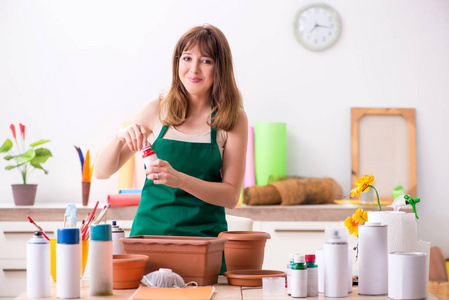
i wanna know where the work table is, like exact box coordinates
[0,203,409,222]
[15,276,437,300]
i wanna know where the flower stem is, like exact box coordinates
[369,185,381,211]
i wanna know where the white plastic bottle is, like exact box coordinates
[324,227,348,298]
[291,254,307,298]
[88,224,113,296]
[27,231,50,298]
[358,222,388,295]
[142,145,158,169]
[286,253,295,295]
[56,228,80,299]
[111,221,125,255]
[305,254,318,296]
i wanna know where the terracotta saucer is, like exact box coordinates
[224,270,286,287]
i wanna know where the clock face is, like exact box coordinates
[294,4,342,51]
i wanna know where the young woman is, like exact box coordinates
[95,24,247,242]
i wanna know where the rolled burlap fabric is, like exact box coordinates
[243,177,343,206]
[243,184,282,205]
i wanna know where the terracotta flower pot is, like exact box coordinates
[11,184,37,206]
[218,231,271,271]
[113,254,149,289]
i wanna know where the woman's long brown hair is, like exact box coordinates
[160,24,243,131]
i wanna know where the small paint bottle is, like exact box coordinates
[142,145,158,169]
[111,220,125,255]
[291,254,307,298]
[286,253,295,295]
[306,254,318,296]
[56,228,80,299]
[88,224,113,296]
[27,231,50,298]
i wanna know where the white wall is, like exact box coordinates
[1,0,448,255]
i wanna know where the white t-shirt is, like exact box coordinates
[148,117,227,158]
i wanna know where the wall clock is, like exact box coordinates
[293,4,342,51]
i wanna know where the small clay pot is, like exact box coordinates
[11,184,37,206]
[113,254,149,289]
[218,231,271,271]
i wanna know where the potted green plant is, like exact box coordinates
[0,123,52,205]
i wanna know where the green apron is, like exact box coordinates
[130,120,228,271]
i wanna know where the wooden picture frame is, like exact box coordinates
[351,108,416,203]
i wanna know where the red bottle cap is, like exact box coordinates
[142,146,155,158]
[305,254,315,262]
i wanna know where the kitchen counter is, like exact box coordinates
[0,203,409,222]
[15,276,436,299]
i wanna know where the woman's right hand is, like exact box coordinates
[116,123,149,152]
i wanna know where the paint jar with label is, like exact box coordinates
[111,221,125,255]
[89,224,113,296]
[142,145,158,169]
[305,254,318,296]
[291,254,307,298]
[27,231,50,298]
[286,253,296,295]
[57,228,80,299]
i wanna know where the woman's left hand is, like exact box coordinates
[145,159,184,188]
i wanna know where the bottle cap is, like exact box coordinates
[289,253,296,261]
[142,146,155,158]
[363,221,383,227]
[305,254,315,262]
[28,231,49,244]
[294,254,305,263]
[57,228,80,244]
[66,209,77,228]
[90,224,112,241]
[325,227,348,244]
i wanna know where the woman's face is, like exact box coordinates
[178,46,215,99]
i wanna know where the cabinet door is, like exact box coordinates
[255,221,341,270]
[0,222,58,260]
[0,259,27,298]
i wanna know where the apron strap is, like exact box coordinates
[157,124,169,140]
[210,109,217,144]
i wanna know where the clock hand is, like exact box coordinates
[316,24,332,29]
[310,23,319,33]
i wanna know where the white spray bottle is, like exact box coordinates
[389,194,420,219]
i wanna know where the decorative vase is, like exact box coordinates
[218,231,271,271]
[11,184,38,206]
[82,181,91,206]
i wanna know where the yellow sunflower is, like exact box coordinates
[344,216,359,238]
[352,208,368,225]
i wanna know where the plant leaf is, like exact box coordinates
[5,161,27,170]
[30,140,50,147]
[16,149,35,163]
[32,148,52,164]
[0,139,13,153]
[4,155,15,161]
[30,161,49,174]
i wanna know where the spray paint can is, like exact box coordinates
[56,228,80,299]
[27,231,50,298]
[89,224,113,296]
[111,221,125,255]
[316,248,325,294]
[291,254,307,298]
[324,227,348,298]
